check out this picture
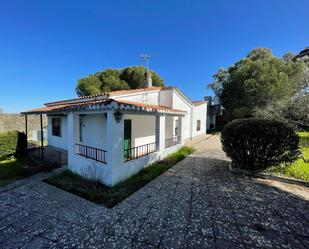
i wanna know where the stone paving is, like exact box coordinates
[0,135,309,249]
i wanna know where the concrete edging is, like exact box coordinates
[229,164,309,188]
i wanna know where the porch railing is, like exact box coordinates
[165,136,181,148]
[124,142,158,161]
[76,143,107,164]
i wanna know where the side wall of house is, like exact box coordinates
[47,115,68,150]
[159,90,173,107]
[192,103,207,137]
[171,91,192,140]
[115,91,160,105]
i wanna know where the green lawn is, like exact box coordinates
[268,131,309,181]
[45,146,194,208]
[0,158,31,186]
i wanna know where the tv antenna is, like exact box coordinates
[141,53,151,72]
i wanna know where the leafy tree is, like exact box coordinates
[208,48,307,123]
[283,52,295,62]
[76,66,164,96]
[76,75,102,97]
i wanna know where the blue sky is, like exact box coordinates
[0,0,308,113]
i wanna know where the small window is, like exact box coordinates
[52,118,62,137]
[197,120,201,131]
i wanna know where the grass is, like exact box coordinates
[267,131,309,181]
[0,155,59,187]
[0,158,31,186]
[45,146,194,208]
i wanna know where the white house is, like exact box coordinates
[22,84,207,186]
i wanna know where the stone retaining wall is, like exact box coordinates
[0,113,47,134]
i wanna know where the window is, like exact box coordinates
[52,118,62,137]
[197,120,201,131]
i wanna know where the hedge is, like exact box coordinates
[221,119,300,171]
[0,131,27,159]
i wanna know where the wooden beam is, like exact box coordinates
[40,114,44,159]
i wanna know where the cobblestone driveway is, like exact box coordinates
[1,135,309,249]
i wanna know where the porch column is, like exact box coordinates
[106,110,124,173]
[179,116,185,145]
[67,112,79,166]
[155,114,165,152]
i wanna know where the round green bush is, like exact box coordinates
[221,119,300,171]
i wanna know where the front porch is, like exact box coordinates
[67,111,185,186]
[22,98,186,186]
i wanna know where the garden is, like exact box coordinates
[267,131,309,181]
[45,146,194,208]
[221,118,309,182]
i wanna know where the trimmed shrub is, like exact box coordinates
[0,131,27,159]
[16,132,27,157]
[221,119,300,171]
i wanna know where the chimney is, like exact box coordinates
[145,71,152,88]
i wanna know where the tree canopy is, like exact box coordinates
[76,66,164,96]
[208,48,308,126]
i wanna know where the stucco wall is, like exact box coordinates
[159,90,173,107]
[113,143,182,185]
[0,113,47,134]
[47,115,68,150]
[80,114,107,150]
[171,91,192,140]
[67,112,113,186]
[192,103,207,137]
[124,114,156,147]
[165,115,175,139]
[115,91,159,105]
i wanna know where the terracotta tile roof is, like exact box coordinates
[192,100,207,106]
[21,98,186,115]
[45,86,166,106]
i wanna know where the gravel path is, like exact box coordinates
[0,135,308,248]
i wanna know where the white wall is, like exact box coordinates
[124,114,156,147]
[80,114,107,150]
[68,112,113,186]
[115,91,160,105]
[165,115,175,139]
[159,90,173,107]
[171,91,192,140]
[112,143,182,185]
[47,115,68,150]
[192,103,207,137]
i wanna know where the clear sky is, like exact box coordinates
[0,0,308,113]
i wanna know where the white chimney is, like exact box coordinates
[145,71,152,88]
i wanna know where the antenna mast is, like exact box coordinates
[141,53,151,72]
